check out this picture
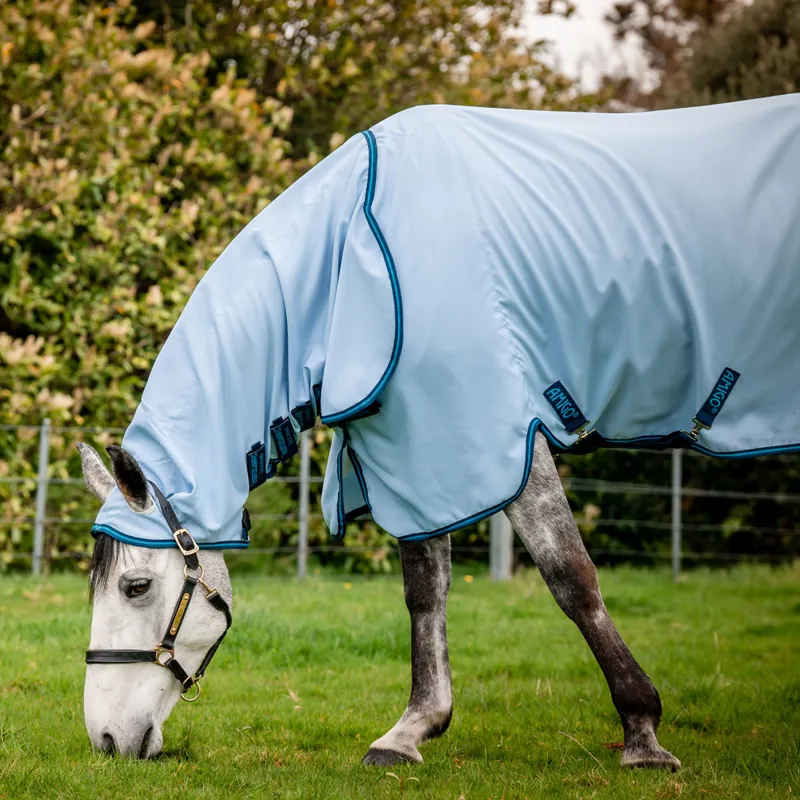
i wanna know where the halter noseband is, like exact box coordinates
[85,482,232,703]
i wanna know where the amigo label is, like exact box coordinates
[695,367,740,428]
[270,416,298,462]
[543,381,588,434]
[245,441,268,490]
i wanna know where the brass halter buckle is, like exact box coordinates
[173,528,199,556]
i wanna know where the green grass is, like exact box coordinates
[1,565,799,799]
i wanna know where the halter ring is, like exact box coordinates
[183,563,204,582]
[181,682,202,702]
[154,646,174,667]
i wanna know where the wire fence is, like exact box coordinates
[2,421,800,579]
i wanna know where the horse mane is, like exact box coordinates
[89,533,122,603]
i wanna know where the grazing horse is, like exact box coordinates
[80,95,800,766]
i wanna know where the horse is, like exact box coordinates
[80,94,800,766]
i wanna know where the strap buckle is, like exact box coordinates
[173,528,199,556]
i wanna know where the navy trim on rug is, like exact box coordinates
[538,426,800,458]
[333,435,347,540]
[321,129,403,426]
[90,524,250,550]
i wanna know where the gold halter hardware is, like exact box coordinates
[181,682,202,703]
[153,646,175,667]
[182,563,219,598]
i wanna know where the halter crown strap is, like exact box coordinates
[148,481,200,570]
[85,480,232,702]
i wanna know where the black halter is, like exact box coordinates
[85,482,232,702]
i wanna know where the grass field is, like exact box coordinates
[0,564,798,799]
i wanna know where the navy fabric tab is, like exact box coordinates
[695,367,740,428]
[270,417,298,461]
[543,381,588,434]
[241,507,251,532]
[312,384,322,416]
[292,402,316,431]
[245,442,268,490]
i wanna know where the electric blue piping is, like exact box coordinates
[321,129,403,426]
[91,524,250,549]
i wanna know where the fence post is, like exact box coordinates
[33,418,51,576]
[671,449,683,582]
[490,512,513,581]
[297,431,310,580]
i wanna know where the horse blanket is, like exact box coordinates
[91,94,800,549]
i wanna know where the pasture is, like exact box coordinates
[1,564,798,799]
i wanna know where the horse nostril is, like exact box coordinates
[101,732,116,754]
[138,726,154,759]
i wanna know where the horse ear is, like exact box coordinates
[77,443,115,503]
[106,445,154,513]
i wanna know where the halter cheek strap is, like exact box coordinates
[85,482,233,703]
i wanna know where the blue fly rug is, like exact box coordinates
[92,94,800,548]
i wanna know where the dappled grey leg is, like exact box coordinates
[362,535,453,766]
[505,431,680,771]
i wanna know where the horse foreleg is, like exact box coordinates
[362,534,453,765]
[505,431,680,771]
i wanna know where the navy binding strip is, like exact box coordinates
[312,384,322,416]
[321,129,403,427]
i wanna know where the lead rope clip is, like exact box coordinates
[574,422,595,443]
[683,417,710,442]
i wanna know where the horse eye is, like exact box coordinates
[126,580,151,598]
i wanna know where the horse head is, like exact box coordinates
[78,443,232,758]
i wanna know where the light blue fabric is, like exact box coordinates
[93,94,800,547]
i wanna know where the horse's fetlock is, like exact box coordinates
[424,704,453,740]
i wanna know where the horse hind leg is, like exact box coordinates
[505,431,680,771]
[362,534,453,765]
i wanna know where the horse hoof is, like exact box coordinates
[620,746,681,772]
[362,747,420,766]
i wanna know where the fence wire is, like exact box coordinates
[3,422,800,576]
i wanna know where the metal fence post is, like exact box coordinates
[297,431,310,580]
[490,512,513,581]
[33,418,51,576]
[671,449,683,582]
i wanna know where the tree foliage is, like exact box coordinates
[607,0,735,74]
[605,0,799,106]
[0,0,588,570]
[120,0,589,155]
[665,0,800,105]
